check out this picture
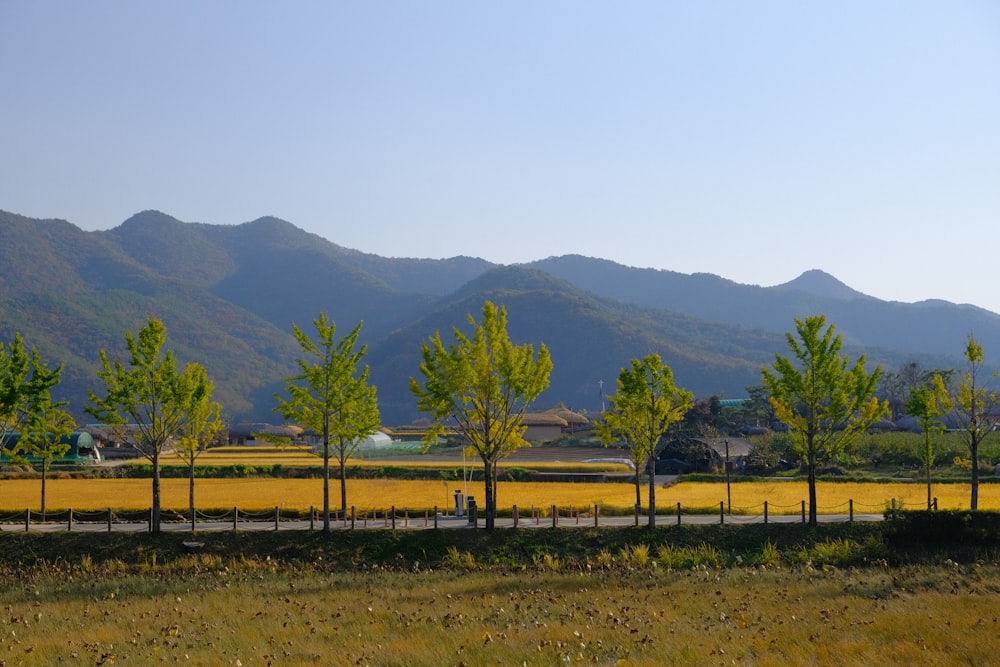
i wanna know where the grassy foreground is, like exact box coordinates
[2,524,999,665]
[5,562,999,665]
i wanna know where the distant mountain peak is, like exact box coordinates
[119,209,184,229]
[243,215,295,229]
[772,269,870,301]
[237,216,351,252]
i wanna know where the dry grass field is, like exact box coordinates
[0,477,996,513]
[3,559,1000,666]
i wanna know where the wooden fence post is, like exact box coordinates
[108,508,113,533]
[552,505,557,528]
[720,501,725,525]
[801,501,806,524]
[764,501,768,524]
[677,502,681,526]
[849,499,854,523]
[233,506,238,531]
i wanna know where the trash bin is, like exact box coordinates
[454,490,464,518]
[466,496,477,525]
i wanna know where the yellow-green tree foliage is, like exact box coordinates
[410,301,552,531]
[762,315,887,525]
[275,314,379,531]
[595,353,693,528]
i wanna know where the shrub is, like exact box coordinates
[619,543,651,569]
[691,543,722,568]
[751,539,782,568]
[797,536,888,568]
[534,553,561,571]
[443,546,476,570]
[501,467,533,482]
[656,543,723,570]
[808,538,858,566]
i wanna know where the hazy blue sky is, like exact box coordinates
[3,3,999,312]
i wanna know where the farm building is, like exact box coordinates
[301,428,394,452]
[0,431,102,465]
[658,436,753,472]
[522,408,591,443]
[227,423,302,446]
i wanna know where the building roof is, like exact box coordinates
[229,423,302,438]
[542,407,590,425]
[696,437,753,458]
[523,413,569,427]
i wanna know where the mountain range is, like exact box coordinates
[2,208,995,426]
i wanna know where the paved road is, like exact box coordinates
[1,511,884,533]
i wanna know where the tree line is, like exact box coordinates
[2,306,998,533]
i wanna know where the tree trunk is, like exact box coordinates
[339,453,348,516]
[151,452,161,535]
[971,439,980,510]
[322,440,331,532]
[647,455,656,528]
[926,460,932,511]
[807,452,817,526]
[635,464,642,512]
[189,460,196,532]
[490,461,497,531]
[925,436,933,511]
[483,459,494,531]
[41,466,47,521]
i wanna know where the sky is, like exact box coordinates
[2,3,999,311]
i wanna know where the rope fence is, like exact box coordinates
[0,497,907,533]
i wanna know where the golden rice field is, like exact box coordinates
[0,478,995,513]
[145,447,633,473]
[161,457,625,473]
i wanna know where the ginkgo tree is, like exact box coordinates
[275,314,380,532]
[410,301,552,531]
[761,315,887,526]
[905,374,951,510]
[175,363,224,532]
[951,334,1000,510]
[595,353,693,528]
[1,333,63,461]
[22,391,75,520]
[88,318,217,534]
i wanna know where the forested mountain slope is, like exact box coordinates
[0,209,982,423]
